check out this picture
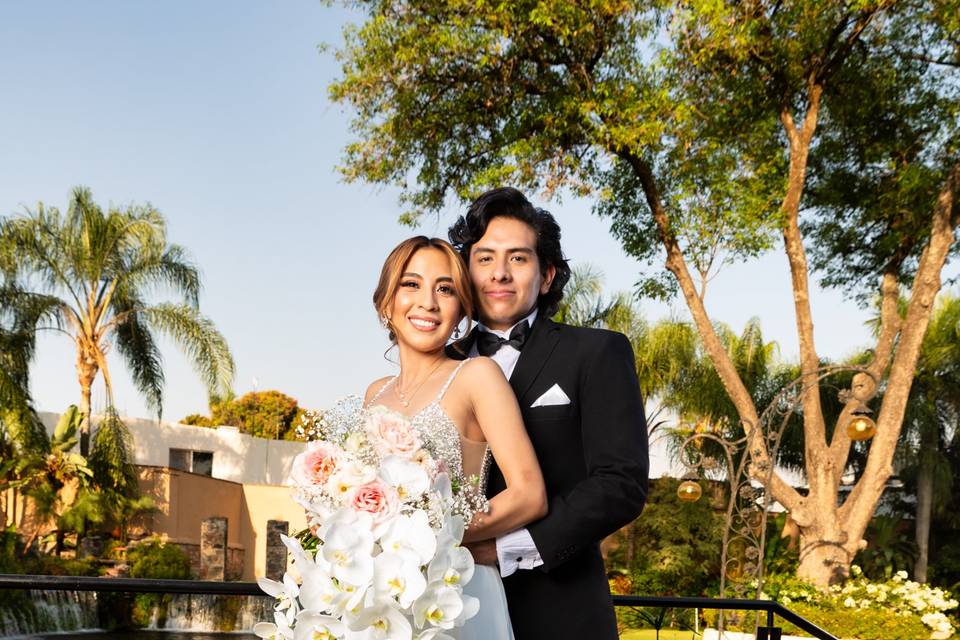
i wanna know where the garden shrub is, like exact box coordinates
[705,567,959,639]
[128,539,192,579]
[127,539,192,628]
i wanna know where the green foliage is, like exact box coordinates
[89,409,139,497]
[128,539,192,580]
[706,601,933,640]
[180,413,213,427]
[609,478,724,597]
[854,516,918,581]
[213,390,301,440]
[0,186,235,434]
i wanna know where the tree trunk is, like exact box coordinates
[797,525,852,587]
[914,428,937,582]
[77,346,98,457]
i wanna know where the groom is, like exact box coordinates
[447,187,649,640]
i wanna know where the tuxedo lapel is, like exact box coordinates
[509,316,560,403]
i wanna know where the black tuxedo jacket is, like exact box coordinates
[449,315,649,640]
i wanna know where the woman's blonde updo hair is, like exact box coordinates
[373,236,474,344]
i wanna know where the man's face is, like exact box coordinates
[468,216,556,331]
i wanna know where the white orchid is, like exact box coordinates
[281,533,314,569]
[253,610,295,640]
[374,552,427,609]
[323,518,376,586]
[380,511,436,565]
[453,594,479,626]
[414,630,454,640]
[298,562,344,615]
[379,456,430,500]
[258,573,301,624]
[293,611,346,640]
[347,602,412,640]
[412,585,465,630]
[427,546,474,590]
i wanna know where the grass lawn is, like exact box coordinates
[620,630,700,640]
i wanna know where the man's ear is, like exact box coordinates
[540,264,557,294]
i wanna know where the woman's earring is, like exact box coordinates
[380,315,389,328]
[453,326,461,339]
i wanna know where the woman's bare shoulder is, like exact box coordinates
[460,356,508,386]
[363,375,394,404]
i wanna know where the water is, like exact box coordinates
[0,591,272,637]
[0,590,98,637]
[14,633,255,640]
[145,595,272,632]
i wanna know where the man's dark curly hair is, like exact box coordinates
[448,187,571,318]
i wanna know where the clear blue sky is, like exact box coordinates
[1,2,938,421]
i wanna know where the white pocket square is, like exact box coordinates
[530,384,571,408]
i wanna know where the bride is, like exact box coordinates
[363,235,547,639]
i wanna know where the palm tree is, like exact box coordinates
[0,186,235,455]
[898,294,960,582]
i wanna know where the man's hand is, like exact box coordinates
[465,539,498,566]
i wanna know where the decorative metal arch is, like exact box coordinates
[675,365,878,630]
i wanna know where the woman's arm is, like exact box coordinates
[459,357,547,543]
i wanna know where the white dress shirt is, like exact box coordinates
[469,309,544,577]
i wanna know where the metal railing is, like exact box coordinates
[0,574,839,640]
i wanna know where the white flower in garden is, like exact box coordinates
[347,602,413,640]
[293,611,346,640]
[258,574,301,624]
[427,546,474,589]
[380,456,430,500]
[323,517,375,586]
[843,596,856,608]
[381,511,437,565]
[374,552,427,609]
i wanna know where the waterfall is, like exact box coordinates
[146,593,274,632]
[0,589,98,637]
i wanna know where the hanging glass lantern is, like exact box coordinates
[677,476,703,502]
[846,413,877,441]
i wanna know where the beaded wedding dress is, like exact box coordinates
[364,361,515,640]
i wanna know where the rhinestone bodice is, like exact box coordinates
[365,362,491,493]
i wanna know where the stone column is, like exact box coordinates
[266,520,289,580]
[200,516,227,580]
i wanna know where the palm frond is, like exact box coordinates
[113,306,165,416]
[142,303,235,400]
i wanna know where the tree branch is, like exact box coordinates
[617,148,806,517]
[779,83,830,489]
[839,156,960,539]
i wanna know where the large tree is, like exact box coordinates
[0,187,235,455]
[329,0,960,585]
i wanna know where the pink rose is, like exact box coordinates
[350,480,398,525]
[367,409,421,458]
[294,441,341,486]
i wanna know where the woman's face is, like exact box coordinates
[388,247,463,353]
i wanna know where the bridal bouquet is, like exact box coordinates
[256,399,488,640]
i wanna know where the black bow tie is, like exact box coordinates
[477,321,531,357]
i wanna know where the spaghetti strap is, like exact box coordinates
[366,376,396,407]
[436,360,469,402]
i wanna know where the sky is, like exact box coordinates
[0,1,939,424]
